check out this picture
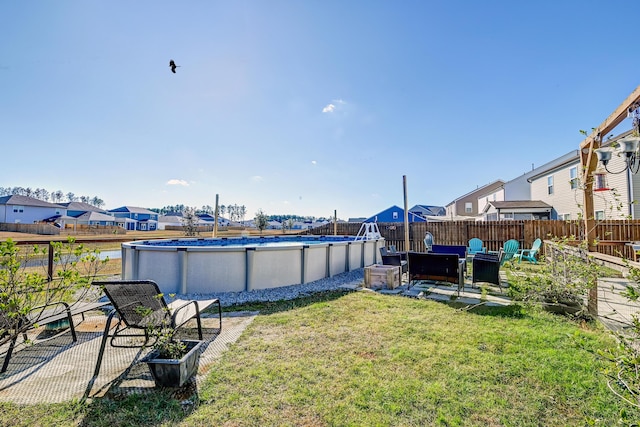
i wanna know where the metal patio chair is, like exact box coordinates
[88,280,222,385]
[1,300,108,373]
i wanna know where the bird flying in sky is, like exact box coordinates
[169,59,179,73]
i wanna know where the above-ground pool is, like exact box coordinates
[121,235,385,295]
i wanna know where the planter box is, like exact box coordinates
[364,264,401,290]
[145,339,203,387]
[542,301,583,316]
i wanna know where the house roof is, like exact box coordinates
[75,211,117,222]
[410,204,446,216]
[0,195,65,209]
[43,214,77,222]
[109,206,157,214]
[488,200,552,210]
[60,201,105,212]
[526,151,580,182]
[159,215,183,223]
[116,217,136,223]
[446,180,506,206]
[424,215,476,222]
[365,205,427,223]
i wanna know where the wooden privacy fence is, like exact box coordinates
[0,223,60,235]
[311,220,640,260]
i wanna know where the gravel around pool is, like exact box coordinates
[170,268,365,307]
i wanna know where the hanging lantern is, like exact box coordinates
[593,169,609,192]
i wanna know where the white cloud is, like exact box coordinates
[251,175,264,183]
[322,103,335,113]
[166,179,189,186]
[322,99,347,114]
[311,160,317,165]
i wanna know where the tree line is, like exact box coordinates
[151,204,249,222]
[2,186,331,224]
[0,186,105,208]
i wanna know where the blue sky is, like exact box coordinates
[2,1,640,220]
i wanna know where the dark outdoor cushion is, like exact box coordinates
[381,254,408,273]
[431,244,467,259]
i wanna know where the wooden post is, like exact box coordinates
[213,194,219,238]
[47,242,54,282]
[579,84,640,316]
[403,174,410,256]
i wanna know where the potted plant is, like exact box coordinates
[137,306,204,388]
[145,335,203,388]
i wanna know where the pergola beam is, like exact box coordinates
[580,85,640,317]
[581,85,640,250]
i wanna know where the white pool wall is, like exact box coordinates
[121,237,385,295]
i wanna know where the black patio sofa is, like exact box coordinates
[407,251,465,294]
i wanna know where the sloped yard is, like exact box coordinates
[2,289,636,426]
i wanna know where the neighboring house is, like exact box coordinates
[197,214,231,227]
[523,130,640,221]
[197,213,215,223]
[291,221,310,230]
[472,151,582,220]
[73,211,118,226]
[267,220,282,230]
[60,201,109,217]
[445,180,505,218]
[158,215,183,230]
[365,205,427,223]
[477,151,582,215]
[109,206,159,231]
[0,195,66,224]
[115,217,136,230]
[482,201,553,221]
[526,150,582,220]
[409,204,446,217]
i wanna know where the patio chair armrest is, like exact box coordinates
[170,300,202,329]
[27,301,73,325]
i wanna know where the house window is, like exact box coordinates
[547,176,554,195]
[392,212,398,220]
[595,210,605,220]
[569,167,578,189]
[465,202,472,213]
[503,213,514,220]
[560,213,571,220]
[12,206,24,213]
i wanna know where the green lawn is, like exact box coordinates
[1,290,638,426]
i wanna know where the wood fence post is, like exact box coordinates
[47,242,54,282]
